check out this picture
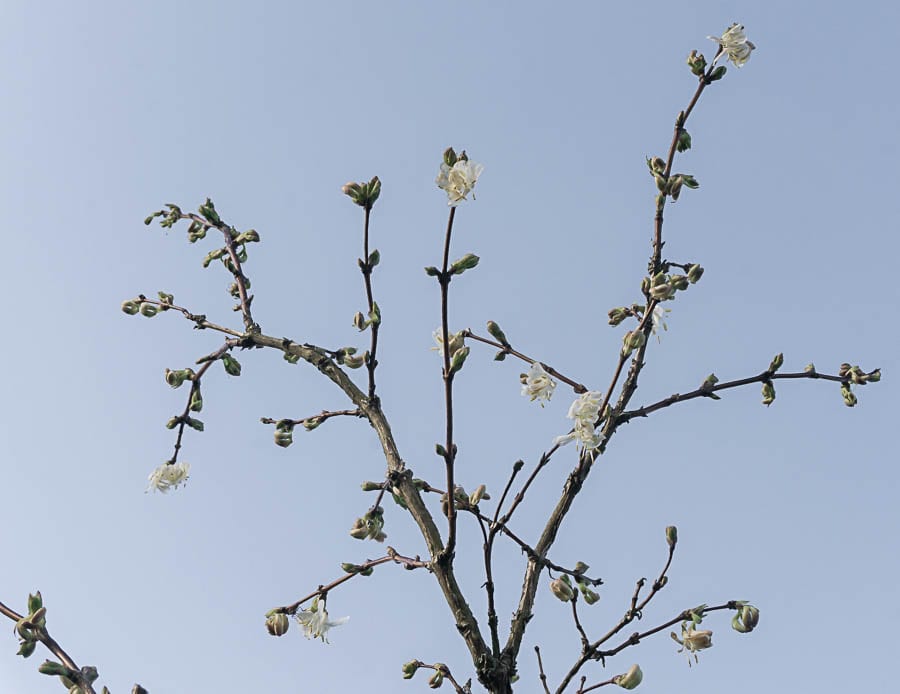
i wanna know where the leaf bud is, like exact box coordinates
[582,588,600,605]
[428,669,444,689]
[709,65,727,81]
[670,274,689,291]
[368,302,381,327]
[361,481,383,492]
[676,129,692,152]
[402,660,420,680]
[121,300,140,315]
[761,381,776,406]
[687,49,707,75]
[189,388,203,412]
[666,525,678,549]
[614,664,643,690]
[265,612,290,637]
[450,253,480,275]
[573,561,589,575]
[486,320,510,346]
[443,147,458,167]
[165,368,191,388]
[221,354,242,376]
[424,265,441,277]
[16,639,36,658]
[367,249,380,267]
[687,264,704,284]
[866,368,881,383]
[38,660,73,677]
[669,175,684,200]
[28,592,43,614]
[648,156,666,174]
[841,383,857,407]
[608,307,630,326]
[768,353,784,373]
[139,302,158,318]
[199,198,221,224]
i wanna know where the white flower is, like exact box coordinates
[146,461,190,493]
[554,391,605,450]
[671,627,713,665]
[651,305,670,341]
[708,23,755,67]
[521,362,557,405]
[436,159,484,206]
[295,600,349,643]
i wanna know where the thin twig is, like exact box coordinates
[535,646,552,694]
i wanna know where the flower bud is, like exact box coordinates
[486,320,510,346]
[841,383,857,407]
[353,311,367,331]
[139,302,158,318]
[582,588,600,605]
[165,368,191,388]
[731,603,759,633]
[221,354,242,376]
[342,353,366,369]
[666,525,678,549]
[573,561,589,575]
[121,300,140,315]
[402,660,420,680]
[450,253,480,275]
[768,353,784,373]
[265,612,290,636]
[38,660,73,677]
[687,264,704,283]
[428,669,444,689]
[361,481,383,492]
[670,274,689,291]
[614,664,643,690]
[274,421,294,448]
[550,576,575,602]
[469,484,488,506]
[804,363,816,374]
[449,346,470,375]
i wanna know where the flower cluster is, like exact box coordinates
[146,461,190,493]
[554,391,604,450]
[708,23,755,67]
[436,153,484,206]
[295,598,349,643]
[521,362,557,405]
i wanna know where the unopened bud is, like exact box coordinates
[265,612,290,636]
[768,353,784,373]
[582,588,601,605]
[608,307,629,326]
[573,561,589,575]
[866,368,881,383]
[687,264,704,283]
[450,253,480,275]
[761,381,776,406]
[665,525,678,549]
[139,302,158,318]
[676,129,692,152]
[449,346,470,375]
[614,664,643,690]
[550,576,575,602]
[402,660,420,680]
[428,669,444,689]
[469,484,488,506]
[121,300,140,315]
[486,320,509,346]
[709,65,727,81]
[443,147,458,167]
[841,383,857,407]
[361,481,383,492]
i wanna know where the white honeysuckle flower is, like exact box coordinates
[436,159,484,206]
[651,304,670,340]
[671,627,713,665]
[708,23,755,67]
[295,600,349,643]
[432,328,465,356]
[521,362,557,405]
[554,391,605,450]
[146,461,190,493]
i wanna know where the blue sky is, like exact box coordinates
[1,1,897,692]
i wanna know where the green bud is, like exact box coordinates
[709,65,727,81]
[648,156,666,174]
[402,660,420,680]
[274,423,294,448]
[486,320,509,346]
[450,253,480,275]
[359,566,374,576]
[614,664,643,690]
[668,175,684,200]
[435,443,448,458]
[202,248,227,268]
[283,351,300,364]
[361,481,382,492]
[494,350,507,361]
[185,417,204,432]
[38,660,73,677]
[27,592,43,614]
[702,374,719,389]
[367,249,380,267]
[761,381,776,406]
[165,368,192,388]
[687,264,704,284]
[139,302,158,318]
[676,129,692,152]
[198,198,221,224]
[165,417,179,430]
[424,266,441,277]
[866,368,881,383]
[573,561,589,575]
[666,525,678,549]
[221,354,242,376]
[352,311,367,331]
[121,300,140,315]
[449,346,470,375]
[680,174,699,189]
[341,563,361,574]
[670,274,689,291]
[366,176,381,206]
[731,603,759,633]
[443,147,458,167]
[621,330,646,357]
[342,353,366,369]
[768,353,784,373]
[687,49,707,75]
[550,576,575,602]
[804,363,816,374]
[428,669,444,689]
[582,588,600,605]
[608,307,629,326]
[189,388,203,412]
[368,302,381,327]
[265,612,290,636]
[16,639,36,658]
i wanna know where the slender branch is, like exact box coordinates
[360,205,381,401]
[260,408,362,428]
[493,459,524,525]
[571,595,590,651]
[276,548,430,614]
[409,661,470,694]
[438,206,459,559]
[616,369,847,424]
[535,646,552,694]
[464,330,588,394]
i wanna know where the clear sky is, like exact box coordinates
[1,1,897,693]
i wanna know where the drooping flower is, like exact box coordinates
[147,461,190,493]
[295,599,349,643]
[651,304,670,341]
[554,391,605,451]
[521,362,557,405]
[671,627,713,665]
[708,23,755,67]
[436,159,484,206]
